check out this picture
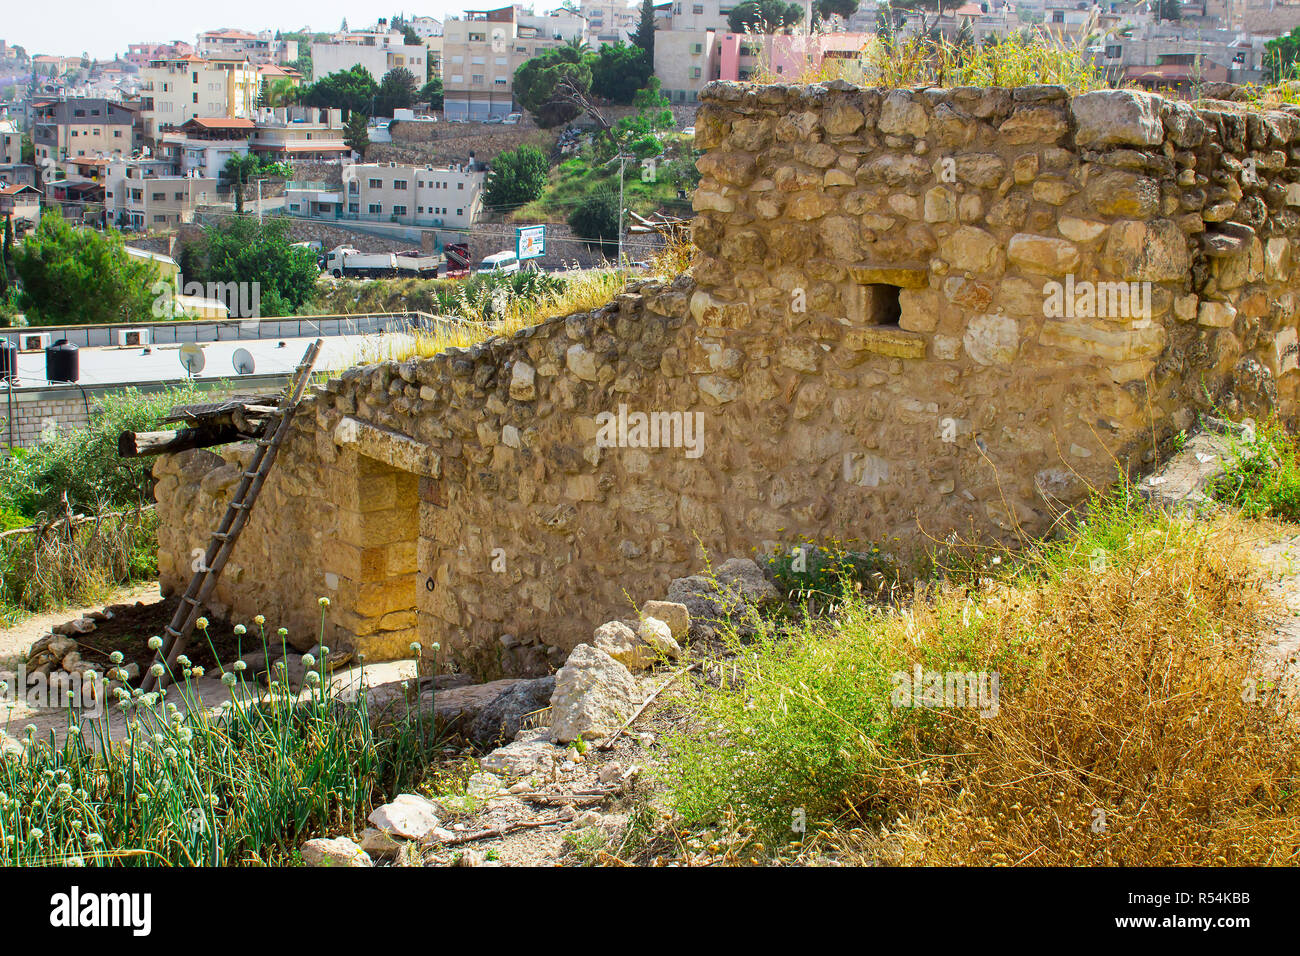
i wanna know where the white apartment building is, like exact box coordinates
[311,30,428,83]
[659,0,813,32]
[138,55,260,140]
[442,5,586,120]
[655,29,717,104]
[582,0,641,45]
[286,160,485,229]
[249,107,350,162]
[197,29,299,66]
[408,16,444,38]
[1,118,22,164]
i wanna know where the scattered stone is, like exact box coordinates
[641,601,690,642]
[467,676,555,746]
[549,644,642,744]
[666,558,782,636]
[301,837,372,867]
[367,793,442,840]
[53,618,96,637]
[592,618,680,670]
[358,827,403,858]
[479,729,567,777]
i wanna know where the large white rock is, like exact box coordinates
[1072,90,1164,148]
[301,837,372,867]
[592,618,681,671]
[367,793,442,840]
[549,644,641,743]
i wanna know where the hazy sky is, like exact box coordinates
[3,1,583,61]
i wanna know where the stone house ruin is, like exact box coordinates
[155,81,1300,677]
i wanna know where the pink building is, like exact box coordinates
[713,32,871,83]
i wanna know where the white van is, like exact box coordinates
[477,251,520,275]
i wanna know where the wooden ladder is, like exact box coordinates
[141,339,323,692]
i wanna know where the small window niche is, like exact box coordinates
[862,283,903,328]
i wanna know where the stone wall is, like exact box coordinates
[155,81,1300,679]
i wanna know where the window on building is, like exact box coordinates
[394,179,407,189]
[369,178,383,188]
[152,192,165,200]
[393,204,407,216]
[369,203,382,214]
[456,208,462,216]
[693,3,704,12]
[174,192,184,200]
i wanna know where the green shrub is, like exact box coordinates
[1208,419,1300,521]
[0,384,201,518]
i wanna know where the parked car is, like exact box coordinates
[503,113,522,125]
[484,115,504,124]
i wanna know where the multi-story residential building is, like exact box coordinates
[0,183,41,225]
[310,30,428,83]
[138,55,261,140]
[0,118,21,164]
[125,41,194,69]
[442,6,587,120]
[655,29,717,104]
[409,16,445,38]
[0,164,38,188]
[285,160,485,228]
[103,158,214,230]
[158,117,254,180]
[248,106,350,163]
[582,0,641,45]
[31,97,141,163]
[196,29,299,66]
[1096,21,1267,90]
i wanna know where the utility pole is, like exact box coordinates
[617,152,625,268]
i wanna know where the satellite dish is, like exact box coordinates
[232,348,255,375]
[178,343,205,375]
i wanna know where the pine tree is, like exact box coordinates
[633,0,656,60]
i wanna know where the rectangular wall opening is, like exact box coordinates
[863,283,903,327]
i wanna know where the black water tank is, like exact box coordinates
[0,340,16,382]
[45,339,79,383]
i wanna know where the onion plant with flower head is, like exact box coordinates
[0,600,448,866]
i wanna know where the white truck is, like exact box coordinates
[324,245,441,278]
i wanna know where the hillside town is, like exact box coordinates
[2,0,1300,908]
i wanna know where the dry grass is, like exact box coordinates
[645,494,1300,866]
[345,268,633,365]
[0,509,158,623]
[851,514,1300,866]
[750,24,1109,92]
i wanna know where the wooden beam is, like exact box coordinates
[117,425,244,458]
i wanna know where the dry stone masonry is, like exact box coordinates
[156,81,1300,677]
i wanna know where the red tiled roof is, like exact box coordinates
[182,116,256,130]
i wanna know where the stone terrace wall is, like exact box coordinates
[155,81,1300,678]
